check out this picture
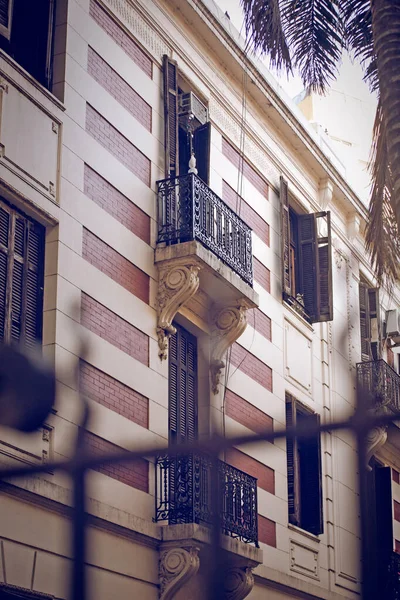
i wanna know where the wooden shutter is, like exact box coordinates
[280,176,291,297]
[0,0,13,40]
[163,55,179,179]
[368,287,381,360]
[359,282,371,362]
[286,395,300,526]
[298,213,318,321]
[375,466,394,591]
[0,198,44,347]
[193,122,211,184]
[168,323,197,444]
[315,211,333,322]
[298,412,323,535]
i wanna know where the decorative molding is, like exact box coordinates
[222,567,254,600]
[159,546,200,600]
[100,0,169,60]
[156,260,201,359]
[347,213,361,242]
[210,303,248,394]
[319,178,333,209]
[366,424,388,470]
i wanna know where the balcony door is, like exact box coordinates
[169,323,198,444]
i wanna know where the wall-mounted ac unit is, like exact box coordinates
[386,309,400,343]
[178,92,208,130]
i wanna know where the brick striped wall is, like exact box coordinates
[222,181,270,246]
[86,104,150,186]
[230,343,273,391]
[251,308,272,341]
[396,540,400,554]
[84,165,150,244]
[253,258,271,293]
[81,361,149,427]
[393,468,400,484]
[225,389,273,435]
[81,293,149,365]
[258,515,276,547]
[87,47,152,131]
[395,500,400,522]
[85,431,148,492]
[82,228,149,304]
[222,138,269,198]
[226,447,275,494]
[89,0,152,78]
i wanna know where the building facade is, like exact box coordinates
[0,0,399,599]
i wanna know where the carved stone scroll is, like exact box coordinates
[365,424,388,470]
[223,567,255,600]
[210,304,248,394]
[159,546,200,600]
[156,260,201,360]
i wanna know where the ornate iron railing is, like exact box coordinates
[384,552,400,599]
[157,173,253,286]
[155,452,258,546]
[356,359,400,413]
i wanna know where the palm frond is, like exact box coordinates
[280,0,343,93]
[342,0,378,92]
[240,0,292,72]
[365,100,399,287]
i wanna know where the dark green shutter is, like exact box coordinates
[359,282,371,362]
[316,211,333,322]
[286,395,299,526]
[0,204,9,341]
[298,213,318,321]
[375,467,394,592]
[168,323,197,444]
[0,0,12,40]
[368,287,381,360]
[280,176,291,297]
[193,122,211,184]
[163,55,179,179]
[299,412,323,535]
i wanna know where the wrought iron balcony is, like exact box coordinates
[356,359,400,413]
[157,173,253,286]
[155,453,258,546]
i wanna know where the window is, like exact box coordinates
[0,197,45,346]
[169,323,198,443]
[359,281,381,362]
[280,176,333,323]
[163,55,211,184]
[0,0,56,89]
[286,394,323,535]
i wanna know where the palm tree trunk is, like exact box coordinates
[370,0,400,229]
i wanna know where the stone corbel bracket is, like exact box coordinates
[365,421,388,470]
[156,259,202,360]
[223,566,255,600]
[159,545,200,600]
[210,303,249,394]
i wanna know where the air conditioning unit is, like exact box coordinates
[178,92,208,130]
[386,309,400,343]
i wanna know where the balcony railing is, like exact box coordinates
[384,552,400,599]
[356,359,400,413]
[155,453,258,546]
[157,173,253,286]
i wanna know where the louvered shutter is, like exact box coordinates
[286,395,300,526]
[193,122,211,185]
[299,412,323,535]
[359,283,371,362]
[298,213,318,321]
[368,287,381,360]
[0,204,9,341]
[315,211,333,322]
[0,0,13,41]
[25,221,45,346]
[375,467,394,593]
[163,55,179,179]
[280,176,291,297]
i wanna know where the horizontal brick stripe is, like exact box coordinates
[250,308,272,342]
[226,447,275,494]
[87,47,152,131]
[81,293,149,365]
[81,361,149,427]
[393,468,400,484]
[225,389,273,436]
[222,138,269,198]
[84,165,150,244]
[86,104,150,186]
[253,258,271,293]
[85,431,148,492]
[258,515,276,547]
[230,343,273,391]
[89,0,152,78]
[222,181,270,246]
[82,228,149,304]
[396,540,400,554]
